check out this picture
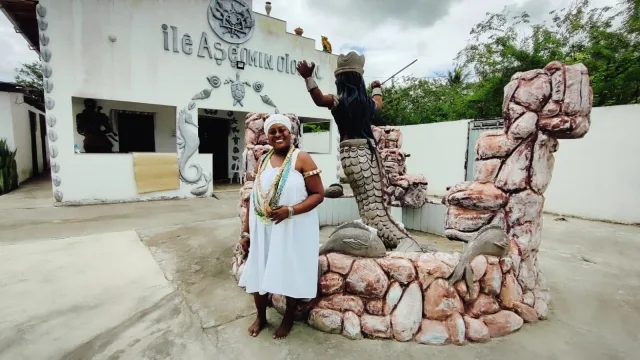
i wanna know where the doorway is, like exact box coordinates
[465,119,503,181]
[39,114,48,171]
[28,111,39,176]
[198,116,229,182]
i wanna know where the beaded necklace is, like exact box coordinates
[253,146,295,224]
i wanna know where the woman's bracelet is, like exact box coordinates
[241,231,250,239]
[287,206,294,219]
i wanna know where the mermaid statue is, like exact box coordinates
[296,52,428,253]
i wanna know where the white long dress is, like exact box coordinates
[238,149,320,299]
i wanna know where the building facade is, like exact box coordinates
[9,0,338,205]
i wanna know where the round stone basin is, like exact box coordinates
[230,229,548,345]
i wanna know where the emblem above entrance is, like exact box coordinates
[208,0,255,44]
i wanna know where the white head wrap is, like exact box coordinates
[263,113,292,134]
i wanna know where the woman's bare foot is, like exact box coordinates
[273,315,294,339]
[248,317,267,337]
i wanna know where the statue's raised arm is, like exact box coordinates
[297,60,337,109]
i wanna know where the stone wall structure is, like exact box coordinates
[231,61,592,346]
[372,126,428,208]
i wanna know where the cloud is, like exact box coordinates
[0,12,39,82]
[0,0,620,86]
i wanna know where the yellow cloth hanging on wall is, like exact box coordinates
[131,153,180,194]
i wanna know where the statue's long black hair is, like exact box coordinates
[333,72,376,142]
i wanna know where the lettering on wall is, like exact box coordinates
[160,0,323,80]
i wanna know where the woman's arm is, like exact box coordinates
[293,151,325,215]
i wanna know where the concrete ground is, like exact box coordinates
[1,178,639,359]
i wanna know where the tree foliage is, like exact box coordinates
[14,60,44,103]
[373,0,640,124]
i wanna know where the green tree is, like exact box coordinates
[14,60,43,103]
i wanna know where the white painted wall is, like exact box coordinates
[71,98,177,153]
[0,92,46,184]
[544,105,640,224]
[398,120,470,196]
[385,105,640,224]
[0,93,15,147]
[301,131,331,154]
[41,0,338,204]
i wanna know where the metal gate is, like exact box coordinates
[465,119,504,181]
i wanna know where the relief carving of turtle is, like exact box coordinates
[225,72,251,106]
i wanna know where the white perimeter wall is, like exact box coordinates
[399,120,470,197]
[301,131,331,154]
[0,92,47,184]
[392,104,640,224]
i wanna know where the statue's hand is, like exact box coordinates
[297,60,315,79]
[371,80,382,88]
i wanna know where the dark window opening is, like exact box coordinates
[115,110,156,153]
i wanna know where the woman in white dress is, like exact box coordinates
[238,114,325,339]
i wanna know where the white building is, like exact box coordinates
[0,82,48,185]
[2,0,338,205]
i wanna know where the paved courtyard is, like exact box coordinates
[1,178,639,359]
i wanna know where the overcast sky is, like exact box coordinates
[0,0,619,83]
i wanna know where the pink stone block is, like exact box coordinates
[463,316,490,342]
[384,282,403,315]
[327,253,355,275]
[346,259,389,298]
[518,255,538,291]
[391,282,423,342]
[342,311,362,339]
[416,255,453,290]
[509,222,542,258]
[318,255,329,274]
[361,314,392,339]
[513,74,551,111]
[454,280,480,303]
[415,319,450,345]
[500,273,523,309]
[473,159,502,183]
[522,291,535,307]
[446,206,495,232]
[502,80,520,115]
[562,64,584,116]
[445,312,466,345]
[507,111,538,140]
[538,115,591,139]
[318,294,365,316]
[319,272,345,296]
[471,255,488,281]
[495,136,534,192]
[468,294,500,318]
[513,302,539,323]
[481,310,524,338]
[475,132,518,160]
[424,279,463,320]
[366,299,384,316]
[376,257,417,284]
[308,308,343,334]
[506,190,544,227]
[531,132,558,193]
[481,263,502,296]
[444,182,509,211]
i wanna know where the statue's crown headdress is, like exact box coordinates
[335,51,365,76]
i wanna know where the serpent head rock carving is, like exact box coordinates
[319,221,386,258]
[177,108,204,184]
[447,225,510,299]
